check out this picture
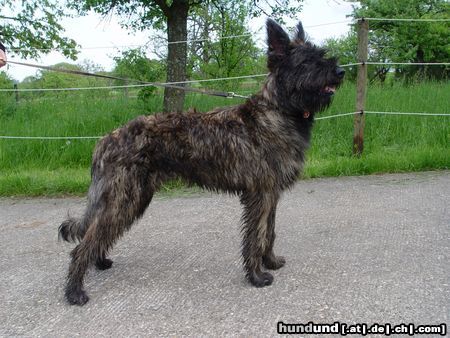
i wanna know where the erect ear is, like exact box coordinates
[294,21,305,44]
[266,18,290,70]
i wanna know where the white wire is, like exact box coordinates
[315,112,358,120]
[10,34,259,51]
[305,20,354,28]
[0,84,145,92]
[0,135,101,139]
[227,92,249,99]
[166,33,254,45]
[7,17,448,53]
[9,20,354,53]
[0,73,268,92]
[4,59,447,93]
[340,63,362,68]
[341,62,449,67]
[9,44,148,53]
[1,61,447,93]
[2,111,448,140]
[362,17,450,22]
[159,73,267,84]
[365,111,450,116]
[316,111,450,120]
[5,59,445,92]
[365,62,450,66]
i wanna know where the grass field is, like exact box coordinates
[0,81,449,196]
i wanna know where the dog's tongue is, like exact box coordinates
[324,85,336,94]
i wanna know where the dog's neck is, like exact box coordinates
[260,74,312,121]
[247,92,314,145]
[260,74,278,107]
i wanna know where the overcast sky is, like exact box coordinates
[4,0,354,82]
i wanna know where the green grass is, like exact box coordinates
[0,81,449,196]
[306,81,450,177]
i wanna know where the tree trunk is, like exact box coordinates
[164,1,189,113]
[416,47,426,79]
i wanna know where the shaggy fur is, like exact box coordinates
[59,19,344,305]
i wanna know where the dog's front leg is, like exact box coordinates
[240,191,278,287]
[262,203,286,270]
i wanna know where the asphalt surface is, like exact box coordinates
[0,171,449,337]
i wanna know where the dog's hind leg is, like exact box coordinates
[64,169,155,305]
[65,223,107,305]
[95,254,113,270]
[240,191,278,287]
[262,203,286,270]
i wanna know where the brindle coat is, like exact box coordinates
[59,19,344,305]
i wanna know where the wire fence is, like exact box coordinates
[0,73,269,92]
[361,17,450,22]
[2,61,449,93]
[1,16,449,141]
[1,110,448,140]
[7,17,450,53]
[8,19,355,53]
[315,111,450,120]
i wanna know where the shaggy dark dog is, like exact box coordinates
[59,19,344,305]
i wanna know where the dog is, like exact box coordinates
[59,19,345,305]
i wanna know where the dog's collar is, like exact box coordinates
[303,111,310,119]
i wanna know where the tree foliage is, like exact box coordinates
[17,62,113,99]
[0,72,15,117]
[187,0,262,89]
[323,33,358,81]
[69,0,303,32]
[113,47,166,102]
[68,0,304,111]
[349,0,449,81]
[0,0,78,59]
[0,71,13,87]
[113,48,165,82]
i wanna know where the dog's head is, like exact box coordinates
[266,19,345,116]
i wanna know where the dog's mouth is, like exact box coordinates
[322,85,337,95]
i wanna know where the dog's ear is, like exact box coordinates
[266,18,290,70]
[294,21,305,44]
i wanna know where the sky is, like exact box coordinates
[3,0,354,82]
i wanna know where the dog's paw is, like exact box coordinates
[95,258,113,270]
[66,288,89,306]
[262,255,286,270]
[249,271,274,287]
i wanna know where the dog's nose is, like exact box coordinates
[336,67,345,78]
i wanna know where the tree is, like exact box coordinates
[35,63,90,91]
[19,62,112,99]
[323,33,358,81]
[0,0,78,59]
[0,71,13,87]
[70,0,304,113]
[113,48,165,82]
[187,0,262,90]
[323,32,389,83]
[113,47,165,102]
[0,72,15,117]
[348,0,449,80]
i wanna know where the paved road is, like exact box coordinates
[0,171,449,337]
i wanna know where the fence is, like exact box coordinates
[0,17,449,154]
[349,18,449,155]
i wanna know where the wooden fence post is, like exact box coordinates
[14,83,19,103]
[124,79,129,99]
[353,18,369,156]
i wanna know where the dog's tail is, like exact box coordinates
[58,217,87,243]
